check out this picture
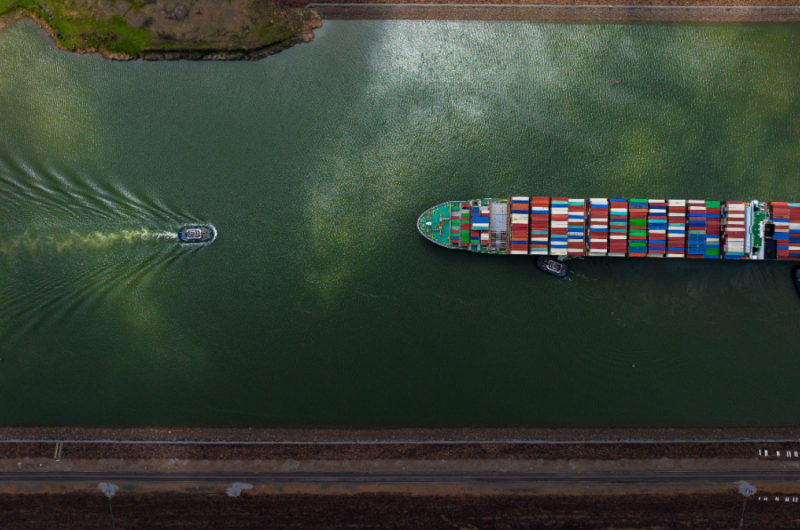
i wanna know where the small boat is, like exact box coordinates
[793,267,800,298]
[536,256,570,278]
[178,225,216,243]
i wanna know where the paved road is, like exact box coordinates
[2,470,800,484]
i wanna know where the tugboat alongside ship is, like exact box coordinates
[536,256,570,278]
[794,266,800,298]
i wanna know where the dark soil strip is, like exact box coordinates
[4,427,800,443]
[308,4,800,22]
[4,491,800,529]
[1,441,798,460]
[0,443,55,459]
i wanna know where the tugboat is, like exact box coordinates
[793,266,800,298]
[536,256,570,278]
[177,225,216,244]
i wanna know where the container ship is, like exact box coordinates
[417,198,800,260]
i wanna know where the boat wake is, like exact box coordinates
[0,229,178,255]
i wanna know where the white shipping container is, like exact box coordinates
[511,214,529,224]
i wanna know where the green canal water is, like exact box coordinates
[1,20,800,427]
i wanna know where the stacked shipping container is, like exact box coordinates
[567,199,586,257]
[608,199,628,257]
[791,204,800,260]
[510,197,530,254]
[529,197,550,255]
[628,199,648,256]
[471,201,490,249]
[686,200,706,258]
[450,204,461,246]
[550,198,569,256]
[647,199,667,258]
[705,201,720,259]
[723,201,747,259]
[425,197,800,262]
[469,202,482,249]
[769,202,790,260]
[667,200,687,258]
[459,203,471,248]
[588,198,609,256]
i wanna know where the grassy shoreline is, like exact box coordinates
[0,0,321,60]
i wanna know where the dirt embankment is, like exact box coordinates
[3,491,800,529]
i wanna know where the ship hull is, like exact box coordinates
[418,198,800,261]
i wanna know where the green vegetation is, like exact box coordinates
[0,0,152,56]
[0,0,319,59]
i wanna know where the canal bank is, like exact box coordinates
[306,3,800,23]
[3,0,800,63]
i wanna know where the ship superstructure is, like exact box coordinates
[417,198,800,260]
